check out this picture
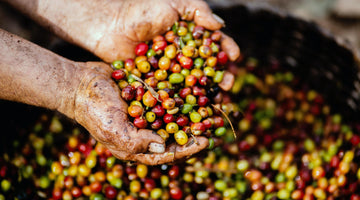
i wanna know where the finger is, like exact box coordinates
[133,136,209,165]
[173,0,224,30]
[84,62,113,76]
[135,129,166,151]
[94,32,137,62]
[219,71,235,91]
[220,32,241,62]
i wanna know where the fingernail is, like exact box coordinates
[212,13,225,27]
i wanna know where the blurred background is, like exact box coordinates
[207,0,360,56]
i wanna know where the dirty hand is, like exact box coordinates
[71,62,210,165]
[5,0,240,63]
[92,0,241,62]
[0,29,209,165]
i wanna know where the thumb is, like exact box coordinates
[133,129,166,152]
[173,0,224,30]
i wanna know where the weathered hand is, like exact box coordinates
[93,0,240,62]
[8,0,240,63]
[71,62,209,165]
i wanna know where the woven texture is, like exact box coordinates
[214,4,360,120]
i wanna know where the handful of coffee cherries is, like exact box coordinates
[110,21,236,153]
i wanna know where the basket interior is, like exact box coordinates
[214,4,360,121]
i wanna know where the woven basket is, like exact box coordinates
[213,4,360,121]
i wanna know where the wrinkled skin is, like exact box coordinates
[93,0,240,62]
[73,62,210,165]
[3,0,240,165]
[6,0,240,63]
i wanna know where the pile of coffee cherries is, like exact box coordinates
[1,57,360,199]
[111,21,236,148]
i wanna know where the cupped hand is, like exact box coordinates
[89,0,240,62]
[71,62,209,165]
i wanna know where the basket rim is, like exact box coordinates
[214,2,360,68]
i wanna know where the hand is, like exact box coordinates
[71,62,209,165]
[93,0,240,62]
[8,0,240,63]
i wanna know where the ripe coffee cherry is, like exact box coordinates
[104,186,116,199]
[151,119,163,130]
[192,25,205,39]
[163,114,175,123]
[185,75,197,87]
[191,122,206,136]
[179,88,192,99]
[143,91,157,107]
[213,116,224,128]
[162,98,176,110]
[197,96,209,107]
[125,58,136,71]
[135,86,145,101]
[111,69,126,80]
[121,86,135,101]
[217,51,228,65]
[176,115,189,127]
[193,86,206,96]
[152,35,165,43]
[152,41,167,53]
[135,43,149,56]
[152,105,165,117]
[179,56,193,69]
[199,76,210,86]
[134,117,148,129]
[199,45,212,58]
[128,105,143,118]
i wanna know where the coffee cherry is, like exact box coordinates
[151,119,163,130]
[154,69,168,81]
[148,56,158,69]
[142,91,157,107]
[135,43,149,56]
[163,114,175,123]
[192,25,205,39]
[134,117,147,129]
[121,86,135,101]
[112,60,124,69]
[197,96,209,107]
[157,129,169,141]
[199,45,212,58]
[135,86,145,101]
[159,56,171,70]
[137,61,151,73]
[104,185,117,199]
[128,105,143,118]
[152,40,167,53]
[152,105,165,117]
[190,112,202,123]
[217,51,228,65]
[111,69,126,80]
[182,45,195,57]
[166,122,179,134]
[165,31,176,43]
[174,130,188,145]
[185,75,197,86]
[191,123,206,136]
[162,98,176,110]
[125,58,136,71]
[165,44,177,59]
[176,115,189,127]
[179,56,193,69]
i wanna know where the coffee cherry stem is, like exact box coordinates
[211,104,236,139]
[132,75,162,102]
[190,134,199,145]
